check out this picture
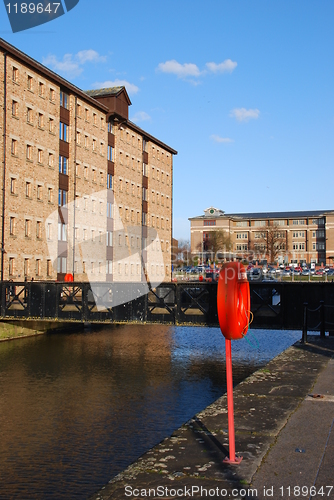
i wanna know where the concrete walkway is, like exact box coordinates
[89,336,334,500]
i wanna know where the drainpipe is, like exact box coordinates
[72,96,77,278]
[1,52,7,282]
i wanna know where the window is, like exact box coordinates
[93,113,97,125]
[236,220,248,227]
[107,173,113,189]
[58,189,67,206]
[59,122,68,142]
[37,185,42,200]
[9,217,15,235]
[58,223,67,241]
[12,100,18,117]
[9,257,15,276]
[143,139,147,152]
[106,260,113,275]
[204,220,216,226]
[49,118,54,133]
[254,220,266,227]
[27,75,33,90]
[108,121,113,133]
[47,223,52,240]
[12,67,18,83]
[84,135,88,148]
[57,257,67,274]
[27,107,33,123]
[11,139,17,156]
[107,231,113,247]
[84,166,88,180]
[60,91,69,109]
[25,219,31,237]
[38,149,43,164]
[48,153,54,167]
[36,221,42,239]
[107,202,113,218]
[38,82,45,97]
[25,182,32,198]
[10,177,16,194]
[107,145,113,161]
[142,212,147,226]
[92,139,96,151]
[85,108,89,121]
[143,163,148,176]
[76,131,81,144]
[47,260,52,277]
[36,259,41,277]
[59,156,68,175]
[48,187,53,203]
[38,113,44,128]
[142,187,148,201]
[49,88,55,102]
[24,258,30,277]
[77,103,81,117]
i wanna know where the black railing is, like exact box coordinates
[302,300,334,342]
[1,281,334,331]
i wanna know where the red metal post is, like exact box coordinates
[224,338,242,464]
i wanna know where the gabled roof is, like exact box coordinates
[85,86,132,105]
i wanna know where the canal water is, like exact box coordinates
[0,325,301,500]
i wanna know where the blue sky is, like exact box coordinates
[1,0,334,240]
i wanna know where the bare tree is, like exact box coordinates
[203,230,232,260]
[255,222,286,263]
[176,239,191,267]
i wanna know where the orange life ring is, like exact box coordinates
[217,262,250,340]
[64,273,74,282]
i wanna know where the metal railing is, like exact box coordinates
[1,281,334,331]
[302,301,334,342]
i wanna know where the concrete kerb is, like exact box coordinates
[89,336,334,500]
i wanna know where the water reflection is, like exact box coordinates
[0,325,300,499]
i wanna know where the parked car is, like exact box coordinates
[301,269,311,276]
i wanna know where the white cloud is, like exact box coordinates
[206,59,237,73]
[157,58,237,82]
[157,60,201,78]
[76,50,107,64]
[91,79,139,95]
[43,50,107,79]
[229,108,260,122]
[132,111,151,123]
[210,135,234,143]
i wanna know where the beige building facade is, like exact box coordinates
[0,38,176,282]
[190,207,334,266]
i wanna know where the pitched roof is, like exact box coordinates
[85,86,132,105]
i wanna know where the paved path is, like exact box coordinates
[89,336,334,500]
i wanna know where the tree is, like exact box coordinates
[254,222,286,263]
[200,230,232,262]
[176,239,191,267]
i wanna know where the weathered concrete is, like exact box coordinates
[0,319,82,341]
[89,336,334,500]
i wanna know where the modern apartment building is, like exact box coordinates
[0,38,176,282]
[190,207,334,266]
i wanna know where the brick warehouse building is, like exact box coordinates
[0,38,176,282]
[190,207,334,266]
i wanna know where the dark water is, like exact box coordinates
[0,325,301,500]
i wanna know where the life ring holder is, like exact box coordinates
[217,262,251,340]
